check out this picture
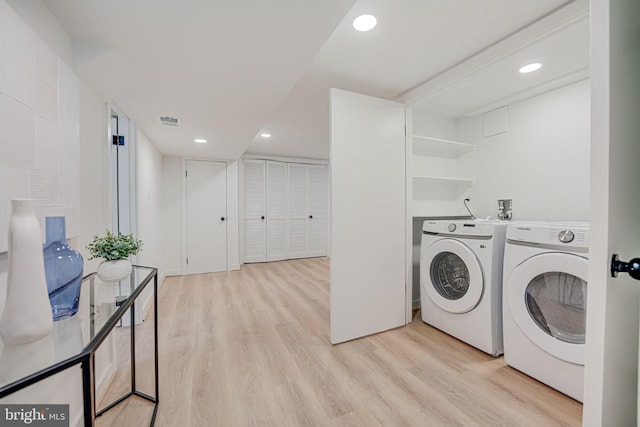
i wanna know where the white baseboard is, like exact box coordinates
[71,411,83,427]
[163,268,182,277]
[230,263,240,271]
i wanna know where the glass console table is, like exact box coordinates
[0,265,159,426]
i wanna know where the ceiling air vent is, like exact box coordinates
[160,116,181,127]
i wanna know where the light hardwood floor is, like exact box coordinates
[96,257,582,426]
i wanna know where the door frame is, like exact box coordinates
[108,103,137,241]
[181,158,235,274]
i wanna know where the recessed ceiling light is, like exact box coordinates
[353,14,377,32]
[194,138,207,143]
[260,133,272,139]
[519,62,542,74]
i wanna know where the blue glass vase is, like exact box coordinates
[43,217,84,320]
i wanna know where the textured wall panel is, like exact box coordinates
[35,115,60,172]
[0,6,81,251]
[30,169,61,207]
[0,166,30,251]
[0,4,35,107]
[0,93,35,169]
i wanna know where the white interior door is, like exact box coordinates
[186,160,227,274]
[583,2,640,425]
[266,161,287,261]
[308,164,328,257]
[243,160,266,263]
[287,163,308,259]
[330,88,406,344]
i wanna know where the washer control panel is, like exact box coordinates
[558,230,575,243]
[422,220,502,238]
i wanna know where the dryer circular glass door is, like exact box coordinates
[506,252,587,365]
[422,238,483,314]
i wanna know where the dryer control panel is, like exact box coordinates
[506,222,589,250]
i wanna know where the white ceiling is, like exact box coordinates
[41,0,588,161]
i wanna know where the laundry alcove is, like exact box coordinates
[406,2,590,309]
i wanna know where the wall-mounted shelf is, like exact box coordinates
[412,135,475,158]
[413,175,475,186]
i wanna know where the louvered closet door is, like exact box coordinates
[287,164,308,259]
[243,160,266,263]
[266,161,287,261]
[308,165,327,257]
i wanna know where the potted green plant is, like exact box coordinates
[87,230,143,281]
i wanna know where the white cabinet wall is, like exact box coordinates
[242,159,327,263]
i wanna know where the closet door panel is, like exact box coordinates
[243,160,266,263]
[287,164,308,258]
[308,216,327,256]
[288,218,307,259]
[287,164,307,216]
[266,161,287,261]
[308,165,327,256]
[244,220,266,262]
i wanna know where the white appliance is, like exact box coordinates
[502,222,589,402]
[420,219,508,356]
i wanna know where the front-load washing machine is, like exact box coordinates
[502,222,589,402]
[420,219,508,356]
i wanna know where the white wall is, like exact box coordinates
[411,80,590,222]
[77,80,109,273]
[161,156,183,275]
[136,129,164,314]
[458,79,590,221]
[5,0,72,64]
[136,129,163,273]
[0,2,111,425]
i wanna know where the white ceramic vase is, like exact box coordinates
[0,199,53,345]
[97,259,132,282]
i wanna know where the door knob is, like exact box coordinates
[261,216,265,220]
[220,217,226,221]
[309,215,313,219]
[611,254,640,280]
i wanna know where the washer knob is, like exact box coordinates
[448,223,456,232]
[558,230,575,243]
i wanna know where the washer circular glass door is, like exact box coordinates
[506,252,587,365]
[421,238,483,314]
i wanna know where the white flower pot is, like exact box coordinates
[97,259,132,282]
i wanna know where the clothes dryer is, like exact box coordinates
[502,222,589,402]
[420,219,508,356]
